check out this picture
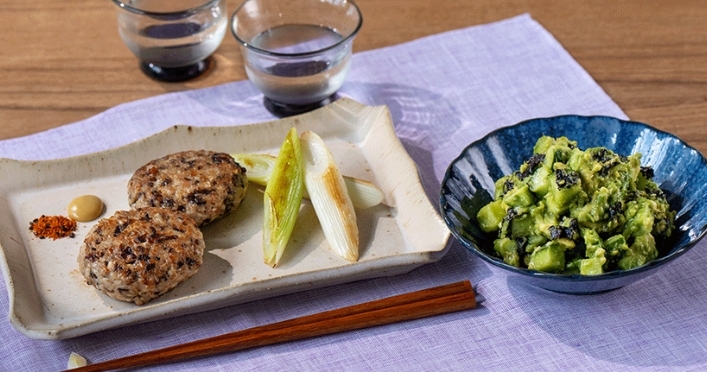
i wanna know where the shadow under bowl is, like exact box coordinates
[439,115,707,294]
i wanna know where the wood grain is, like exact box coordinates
[66,280,476,372]
[1,0,706,154]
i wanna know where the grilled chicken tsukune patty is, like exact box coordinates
[78,207,205,305]
[127,150,247,226]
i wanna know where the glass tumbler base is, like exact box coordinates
[263,94,337,117]
[140,58,212,82]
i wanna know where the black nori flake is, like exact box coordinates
[555,168,579,188]
[640,166,655,179]
[519,154,546,178]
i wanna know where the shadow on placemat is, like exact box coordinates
[507,245,707,368]
[61,243,492,367]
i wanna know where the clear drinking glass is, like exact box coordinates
[230,0,363,117]
[112,0,228,82]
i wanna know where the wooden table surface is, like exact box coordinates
[1,0,706,155]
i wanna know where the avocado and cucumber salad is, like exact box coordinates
[476,136,676,275]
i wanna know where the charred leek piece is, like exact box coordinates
[344,177,385,209]
[300,131,359,262]
[231,153,275,186]
[263,128,304,267]
[231,153,385,209]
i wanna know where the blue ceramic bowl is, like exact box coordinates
[440,115,707,294]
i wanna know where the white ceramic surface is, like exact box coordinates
[0,98,450,339]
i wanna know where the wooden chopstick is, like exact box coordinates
[67,280,478,372]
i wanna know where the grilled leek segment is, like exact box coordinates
[231,153,384,209]
[300,131,359,262]
[230,153,274,186]
[262,128,304,267]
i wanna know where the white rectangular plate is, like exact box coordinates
[0,98,450,339]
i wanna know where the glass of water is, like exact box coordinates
[112,0,228,82]
[230,0,363,117]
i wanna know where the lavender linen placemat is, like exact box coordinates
[2,14,706,372]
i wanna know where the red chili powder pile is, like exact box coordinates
[29,215,77,240]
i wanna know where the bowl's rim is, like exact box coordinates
[440,114,707,281]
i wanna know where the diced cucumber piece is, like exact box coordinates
[494,237,520,267]
[528,242,565,273]
[503,184,535,207]
[476,200,506,233]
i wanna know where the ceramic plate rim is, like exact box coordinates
[0,98,450,339]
